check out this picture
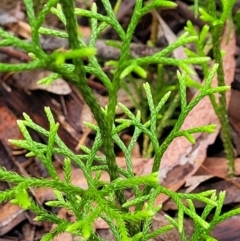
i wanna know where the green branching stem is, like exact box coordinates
[59,0,113,179]
[106,0,142,130]
[58,0,126,208]
[153,74,227,173]
[144,92,181,158]
[212,27,235,176]
[207,1,235,176]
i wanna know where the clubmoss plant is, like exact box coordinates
[0,0,239,240]
[195,0,236,176]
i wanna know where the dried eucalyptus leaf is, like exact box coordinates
[13,69,71,95]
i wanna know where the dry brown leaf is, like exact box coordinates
[0,104,22,149]
[151,21,236,204]
[228,89,240,154]
[0,7,31,39]
[79,25,92,38]
[52,209,73,241]
[22,222,35,241]
[76,103,95,150]
[10,20,31,39]
[184,175,213,193]
[13,70,71,95]
[196,157,240,177]
[228,89,240,127]
[211,215,240,241]
[0,203,25,235]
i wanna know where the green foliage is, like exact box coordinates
[186,0,236,176]
[0,0,238,240]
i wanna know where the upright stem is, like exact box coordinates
[212,25,235,176]
[59,0,126,204]
[56,0,145,235]
[208,2,235,176]
[106,0,143,129]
